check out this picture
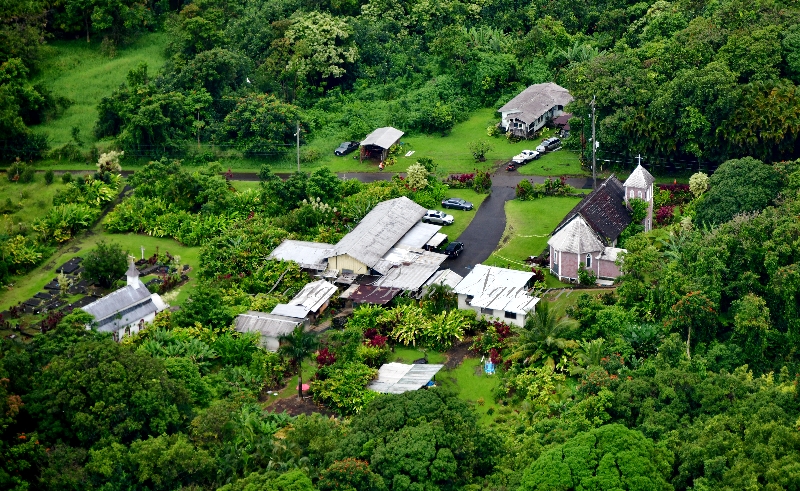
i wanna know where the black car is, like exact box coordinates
[444,241,464,257]
[441,198,474,210]
[334,141,359,156]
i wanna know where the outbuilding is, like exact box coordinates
[360,126,404,162]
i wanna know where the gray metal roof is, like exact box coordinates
[424,269,463,290]
[395,222,442,249]
[332,197,426,269]
[271,304,310,319]
[548,215,605,254]
[368,363,444,394]
[371,262,442,291]
[373,246,447,275]
[95,301,160,332]
[287,280,336,313]
[234,311,300,337]
[623,164,655,189]
[361,127,404,149]
[498,82,574,125]
[82,281,153,323]
[453,265,538,315]
[454,264,533,296]
[269,240,335,270]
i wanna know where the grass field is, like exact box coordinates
[1,231,201,312]
[484,197,582,271]
[0,173,78,226]
[443,356,500,424]
[31,33,169,148]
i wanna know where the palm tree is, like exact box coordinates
[279,326,318,398]
[508,302,578,370]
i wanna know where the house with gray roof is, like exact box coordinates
[498,83,574,138]
[360,126,404,162]
[547,174,647,283]
[234,311,301,351]
[82,261,167,341]
[453,264,539,327]
[327,196,429,275]
[269,240,334,271]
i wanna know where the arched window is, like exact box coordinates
[638,190,642,198]
[585,253,592,268]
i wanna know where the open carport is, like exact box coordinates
[360,126,404,162]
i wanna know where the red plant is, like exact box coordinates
[655,205,675,225]
[316,347,336,367]
[489,348,502,364]
[368,335,388,347]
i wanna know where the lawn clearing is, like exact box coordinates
[442,356,500,424]
[1,231,201,311]
[391,347,447,365]
[30,33,169,150]
[484,197,582,271]
[0,173,72,226]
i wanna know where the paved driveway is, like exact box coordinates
[445,185,517,277]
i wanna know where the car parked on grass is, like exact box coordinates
[422,210,454,225]
[536,137,561,153]
[444,241,464,257]
[512,149,540,164]
[334,141,359,156]
[441,198,474,210]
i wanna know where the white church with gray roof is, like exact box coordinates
[81,261,167,341]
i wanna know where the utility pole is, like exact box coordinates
[296,120,300,173]
[590,95,597,190]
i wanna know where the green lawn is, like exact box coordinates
[1,231,201,311]
[443,356,500,424]
[225,108,589,176]
[0,173,75,226]
[30,32,169,149]
[484,197,582,271]
[392,347,447,364]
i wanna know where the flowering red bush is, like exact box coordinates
[655,205,675,225]
[316,347,336,367]
[450,173,475,183]
[658,183,692,205]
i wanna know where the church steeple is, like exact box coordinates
[126,258,140,288]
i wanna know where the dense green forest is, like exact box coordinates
[2,0,800,163]
[4,0,800,490]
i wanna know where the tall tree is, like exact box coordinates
[509,302,578,370]
[279,326,318,398]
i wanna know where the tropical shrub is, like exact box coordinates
[313,362,378,416]
[32,203,99,244]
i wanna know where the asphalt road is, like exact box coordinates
[445,185,517,277]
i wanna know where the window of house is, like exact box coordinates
[629,190,634,198]
[586,253,592,268]
[638,190,642,199]
[505,311,517,320]
[342,269,353,274]
[481,307,492,315]
[466,295,474,305]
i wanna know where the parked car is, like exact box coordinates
[536,137,561,153]
[422,210,454,225]
[444,241,464,257]
[441,198,474,210]
[334,141,359,156]
[512,149,540,164]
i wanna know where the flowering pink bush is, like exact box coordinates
[656,205,675,225]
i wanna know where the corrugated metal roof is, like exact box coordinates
[345,285,401,304]
[424,269,463,289]
[371,262,442,290]
[332,197,426,269]
[95,301,160,332]
[548,215,605,254]
[287,280,337,312]
[234,311,300,337]
[82,281,153,323]
[498,83,574,124]
[395,222,442,248]
[373,246,446,275]
[454,264,533,296]
[623,163,655,189]
[271,304,310,319]
[360,127,404,149]
[470,287,539,314]
[368,363,444,394]
[269,240,335,270]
